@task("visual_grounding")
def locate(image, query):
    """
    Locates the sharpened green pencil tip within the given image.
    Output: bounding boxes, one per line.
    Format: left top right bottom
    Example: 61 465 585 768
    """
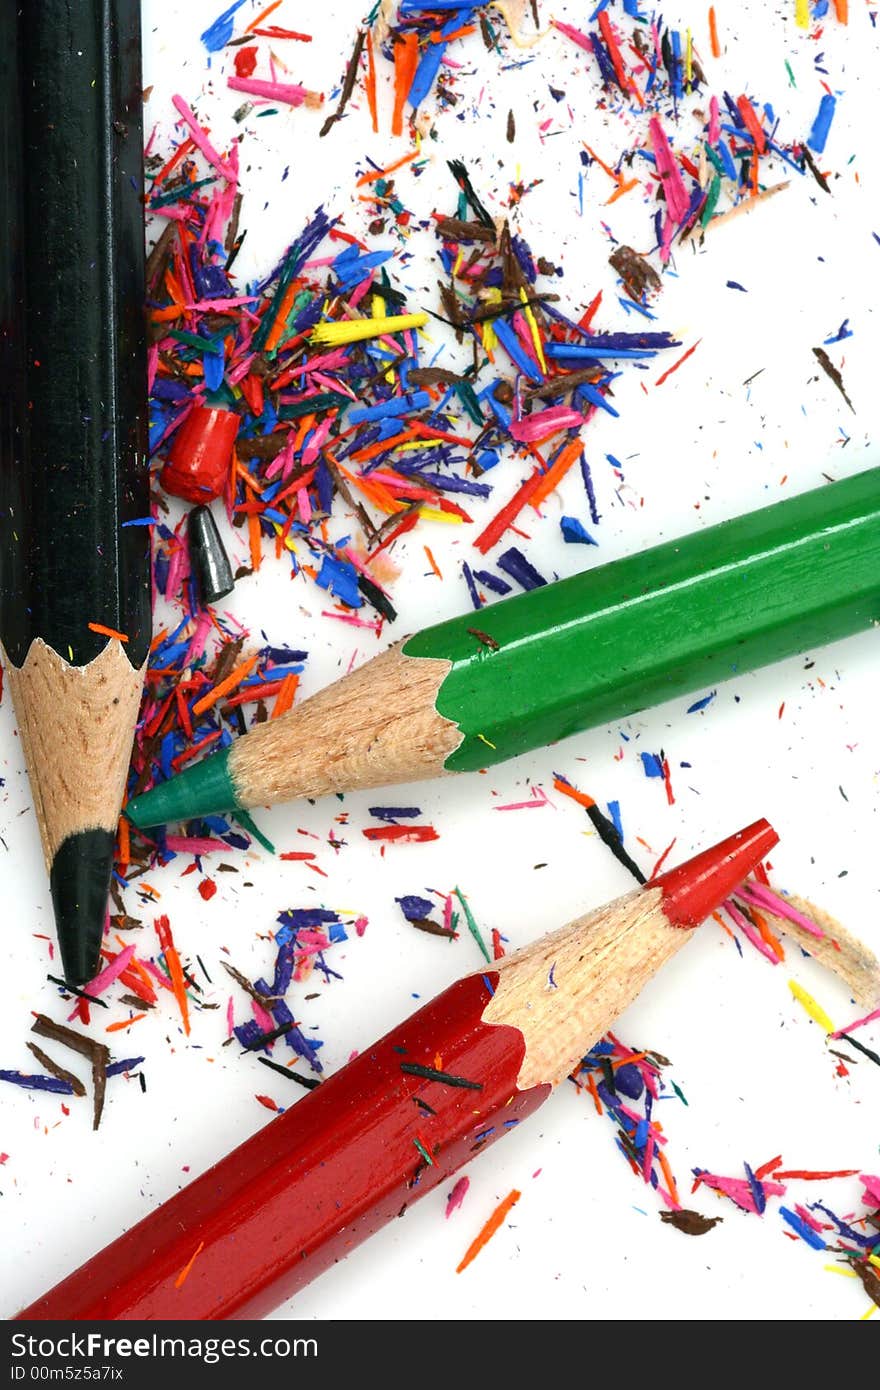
125 746 238 827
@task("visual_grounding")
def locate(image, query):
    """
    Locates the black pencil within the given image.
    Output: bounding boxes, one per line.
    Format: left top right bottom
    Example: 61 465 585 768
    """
0 2 149 983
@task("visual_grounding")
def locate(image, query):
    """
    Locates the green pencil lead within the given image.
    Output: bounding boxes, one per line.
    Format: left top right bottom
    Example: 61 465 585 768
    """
235 809 276 856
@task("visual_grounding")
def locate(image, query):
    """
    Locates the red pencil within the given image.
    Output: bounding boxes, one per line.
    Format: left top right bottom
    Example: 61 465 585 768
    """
19 819 775 1321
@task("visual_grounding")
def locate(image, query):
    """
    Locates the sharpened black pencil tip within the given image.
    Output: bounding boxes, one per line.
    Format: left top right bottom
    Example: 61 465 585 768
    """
50 829 114 985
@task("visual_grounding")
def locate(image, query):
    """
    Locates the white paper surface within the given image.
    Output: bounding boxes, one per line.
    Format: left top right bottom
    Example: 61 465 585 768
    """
1 0 879 1324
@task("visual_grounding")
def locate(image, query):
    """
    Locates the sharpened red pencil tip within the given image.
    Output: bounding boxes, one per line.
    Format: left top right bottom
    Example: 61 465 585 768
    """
651 818 778 928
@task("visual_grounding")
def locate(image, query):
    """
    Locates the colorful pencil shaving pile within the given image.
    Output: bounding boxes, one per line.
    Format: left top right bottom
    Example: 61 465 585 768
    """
573 1043 880 1312
335 0 835 271
2 0 877 1317
143 144 680 645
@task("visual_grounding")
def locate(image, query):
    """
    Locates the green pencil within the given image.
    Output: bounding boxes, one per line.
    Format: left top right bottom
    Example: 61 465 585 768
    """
126 468 880 829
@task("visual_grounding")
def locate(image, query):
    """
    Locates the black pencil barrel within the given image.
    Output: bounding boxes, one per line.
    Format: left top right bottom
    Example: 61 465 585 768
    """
0 0 149 669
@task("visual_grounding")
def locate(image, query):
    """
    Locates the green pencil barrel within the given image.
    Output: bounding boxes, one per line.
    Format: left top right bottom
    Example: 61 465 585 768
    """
404 469 880 773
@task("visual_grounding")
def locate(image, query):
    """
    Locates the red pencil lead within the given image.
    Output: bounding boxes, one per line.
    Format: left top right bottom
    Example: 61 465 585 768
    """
651 818 778 929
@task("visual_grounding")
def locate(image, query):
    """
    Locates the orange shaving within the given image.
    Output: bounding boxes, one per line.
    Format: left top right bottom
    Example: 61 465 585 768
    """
337 460 407 514
291 412 316 453
712 907 736 941
105 1014 146 1033
163 268 186 307
708 6 720 56
150 305 184 324
351 428 412 462
612 1051 650 1069
117 815 130 872
174 1241 205 1290
235 460 265 493
356 148 420 187
192 652 260 716
456 1189 521 1273
833 0 848 18
155 914 191 1037
585 1069 602 1115
87 621 129 643
606 177 638 205
248 507 262 574
657 1148 681 1206
391 31 419 137
271 673 299 719
530 439 583 509
750 906 785 961
245 0 282 33
430 22 474 43
552 776 596 810
263 279 300 355
424 545 442 579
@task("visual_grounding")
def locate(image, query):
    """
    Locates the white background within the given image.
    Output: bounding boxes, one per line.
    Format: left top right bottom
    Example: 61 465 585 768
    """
2 0 879 1323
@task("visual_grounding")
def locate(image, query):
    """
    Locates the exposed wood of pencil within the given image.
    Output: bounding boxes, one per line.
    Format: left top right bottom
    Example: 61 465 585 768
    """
486 887 687 1088
704 180 790 233
230 642 461 804
760 894 880 1010
2 639 145 861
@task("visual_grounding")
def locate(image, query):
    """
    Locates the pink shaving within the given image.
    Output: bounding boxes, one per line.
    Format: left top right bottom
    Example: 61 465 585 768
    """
708 93 721 144
648 116 690 223
859 1174 880 1206
65 945 135 1024
552 18 593 52
227 75 316 106
737 880 826 939
171 95 237 182
724 897 780 964
694 1172 786 1214
510 406 587 443
445 1176 470 1217
251 997 275 1035
164 836 229 854
831 1005 880 1040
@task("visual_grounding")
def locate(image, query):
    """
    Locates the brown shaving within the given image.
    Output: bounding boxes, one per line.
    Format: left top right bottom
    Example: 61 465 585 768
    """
26 1042 86 1098
31 1015 110 1130
812 346 854 412
320 30 366 138
852 1258 880 1309
410 917 457 939
408 367 471 388
660 1209 723 1236
221 960 277 1005
526 366 604 400
434 217 497 243
609 245 662 302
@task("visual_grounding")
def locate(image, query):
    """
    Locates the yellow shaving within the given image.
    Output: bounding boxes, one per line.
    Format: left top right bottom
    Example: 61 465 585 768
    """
788 979 835 1033
311 313 428 347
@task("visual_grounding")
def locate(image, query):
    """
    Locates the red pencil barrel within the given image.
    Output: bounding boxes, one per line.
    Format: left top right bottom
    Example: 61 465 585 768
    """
19 973 547 1321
